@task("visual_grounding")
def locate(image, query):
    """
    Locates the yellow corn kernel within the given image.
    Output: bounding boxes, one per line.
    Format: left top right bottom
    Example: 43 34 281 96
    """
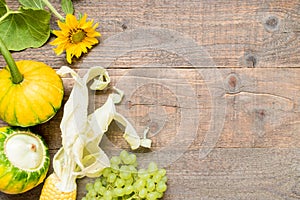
40 173 76 200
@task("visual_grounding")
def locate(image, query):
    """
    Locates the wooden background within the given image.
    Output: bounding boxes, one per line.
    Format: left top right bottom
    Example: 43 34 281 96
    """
1 0 300 199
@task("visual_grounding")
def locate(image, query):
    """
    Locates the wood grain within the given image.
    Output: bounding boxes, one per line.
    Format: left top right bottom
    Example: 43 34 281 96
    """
0 0 300 200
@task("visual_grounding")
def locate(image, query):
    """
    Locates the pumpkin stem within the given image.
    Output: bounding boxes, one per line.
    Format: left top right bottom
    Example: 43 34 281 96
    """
0 37 23 84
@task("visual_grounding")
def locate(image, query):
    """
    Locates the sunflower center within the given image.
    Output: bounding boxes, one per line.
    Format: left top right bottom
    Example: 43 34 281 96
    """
71 29 86 43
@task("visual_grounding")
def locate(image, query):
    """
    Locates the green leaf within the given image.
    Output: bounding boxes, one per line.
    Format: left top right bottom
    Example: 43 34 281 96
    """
18 0 45 9
0 0 7 17
61 0 74 15
0 7 51 51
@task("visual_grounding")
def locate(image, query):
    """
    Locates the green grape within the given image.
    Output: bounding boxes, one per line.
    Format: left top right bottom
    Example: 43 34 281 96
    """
86 193 93 199
87 189 97 198
134 179 146 191
122 156 132 165
98 186 106 195
124 185 134 195
110 163 120 173
102 167 111 177
127 164 137 173
95 177 102 182
148 162 158 174
101 178 107 187
146 179 156 192
156 191 164 198
120 150 129 163
124 176 134 186
120 171 131 180
113 188 124 197
94 180 102 190
86 182 94 192
81 197 87 200
115 178 125 188
152 173 162 183
107 173 117 183
157 168 167 177
120 165 129 172
103 190 113 200
86 195 93 200
161 175 168 183
156 181 167 192
138 188 148 198
119 165 132 179
103 195 112 200
147 191 159 200
110 156 121 165
123 153 136 165
138 168 150 179
154 191 164 199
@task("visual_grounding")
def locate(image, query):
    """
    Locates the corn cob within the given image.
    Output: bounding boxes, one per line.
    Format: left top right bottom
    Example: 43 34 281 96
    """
39 173 76 200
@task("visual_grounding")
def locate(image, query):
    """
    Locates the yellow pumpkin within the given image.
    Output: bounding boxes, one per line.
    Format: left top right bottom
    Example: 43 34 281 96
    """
0 38 64 127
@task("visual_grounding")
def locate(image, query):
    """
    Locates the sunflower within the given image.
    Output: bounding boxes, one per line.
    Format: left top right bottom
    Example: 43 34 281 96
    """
50 14 101 63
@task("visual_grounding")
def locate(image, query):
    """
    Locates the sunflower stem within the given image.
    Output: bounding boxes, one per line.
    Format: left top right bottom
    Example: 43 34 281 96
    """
42 0 65 21
0 37 23 84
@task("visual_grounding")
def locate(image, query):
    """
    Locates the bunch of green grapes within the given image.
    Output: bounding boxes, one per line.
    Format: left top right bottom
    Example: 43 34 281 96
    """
82 150 168 200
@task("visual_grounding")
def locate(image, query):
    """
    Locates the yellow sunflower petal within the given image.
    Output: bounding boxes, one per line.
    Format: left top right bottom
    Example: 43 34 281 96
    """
79 43 88 53
66 14 78 30
67 45 80 58
66 51 73 64
78 14 88 27
86 31 101 38
57 20 69 32
74 46 84 58
53 47 64 55
84 37 99 45
81 21 94 29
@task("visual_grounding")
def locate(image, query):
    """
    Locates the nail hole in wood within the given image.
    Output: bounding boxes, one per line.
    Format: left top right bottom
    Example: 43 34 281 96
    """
264 16 280 32
126 100 132 109
244 53 258 68
122 23 128 30
292 182 300 197
256 109 266 121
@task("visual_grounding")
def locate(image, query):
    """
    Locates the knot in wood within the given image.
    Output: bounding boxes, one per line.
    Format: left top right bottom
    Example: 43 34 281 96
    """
255 109 266 121
149 121 159 133
225 73 241 94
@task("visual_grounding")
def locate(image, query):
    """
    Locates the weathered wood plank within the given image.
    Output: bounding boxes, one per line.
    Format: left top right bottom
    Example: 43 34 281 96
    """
1 0 299 69
0 67 295 150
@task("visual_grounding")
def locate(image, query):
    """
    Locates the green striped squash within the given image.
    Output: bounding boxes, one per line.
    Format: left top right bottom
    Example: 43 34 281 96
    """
0 126 50 194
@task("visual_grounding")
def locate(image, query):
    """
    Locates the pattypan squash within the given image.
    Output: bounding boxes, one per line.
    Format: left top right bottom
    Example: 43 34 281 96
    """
0 37 64 127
